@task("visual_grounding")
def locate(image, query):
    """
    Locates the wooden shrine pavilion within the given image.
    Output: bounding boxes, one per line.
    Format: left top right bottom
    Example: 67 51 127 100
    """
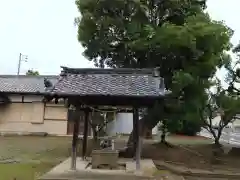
44 66 168 171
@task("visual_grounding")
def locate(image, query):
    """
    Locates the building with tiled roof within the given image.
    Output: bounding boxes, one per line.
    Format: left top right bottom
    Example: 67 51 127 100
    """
0 67 167 137
56 67 165 96
46 67 167 107
0 75 70 135
0 75 57 94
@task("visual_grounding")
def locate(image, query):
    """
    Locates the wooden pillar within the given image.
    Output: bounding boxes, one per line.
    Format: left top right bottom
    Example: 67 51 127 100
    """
133 107 140 170
82 109 89 159
71 112 80 170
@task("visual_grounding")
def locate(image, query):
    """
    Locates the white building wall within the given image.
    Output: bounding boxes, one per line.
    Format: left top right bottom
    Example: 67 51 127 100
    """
106 113 159 135
106 113 133 135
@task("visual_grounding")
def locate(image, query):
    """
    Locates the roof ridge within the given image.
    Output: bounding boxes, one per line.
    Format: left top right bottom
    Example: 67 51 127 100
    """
0 75 58 78
60 66 157 75
0 75 59 94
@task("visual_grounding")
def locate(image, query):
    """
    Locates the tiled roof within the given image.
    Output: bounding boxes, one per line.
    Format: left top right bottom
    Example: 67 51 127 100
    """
50 67 166 97
0 75 58 94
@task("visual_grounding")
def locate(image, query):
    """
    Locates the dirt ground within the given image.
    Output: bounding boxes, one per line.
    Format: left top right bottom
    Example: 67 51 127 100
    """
141 135 240 171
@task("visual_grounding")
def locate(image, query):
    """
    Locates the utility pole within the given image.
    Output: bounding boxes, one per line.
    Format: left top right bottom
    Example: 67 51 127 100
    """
17 53 28 75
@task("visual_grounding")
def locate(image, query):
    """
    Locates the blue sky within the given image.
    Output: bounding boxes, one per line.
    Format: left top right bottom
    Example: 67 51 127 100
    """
0 0 239 75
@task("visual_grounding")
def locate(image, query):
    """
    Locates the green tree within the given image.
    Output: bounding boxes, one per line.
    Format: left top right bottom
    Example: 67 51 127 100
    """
197 43 240 146
200 81 240 146
26 69 39 76
75 0 232 145
225 43 240 95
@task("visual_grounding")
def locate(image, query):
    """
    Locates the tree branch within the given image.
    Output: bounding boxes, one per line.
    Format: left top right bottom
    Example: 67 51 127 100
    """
200 106 218 140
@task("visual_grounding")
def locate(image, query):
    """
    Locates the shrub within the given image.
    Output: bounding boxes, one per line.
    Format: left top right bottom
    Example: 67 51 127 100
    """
167 119 201 136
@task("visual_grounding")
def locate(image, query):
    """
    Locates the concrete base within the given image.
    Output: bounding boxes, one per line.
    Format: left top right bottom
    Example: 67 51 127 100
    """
39 157 157 180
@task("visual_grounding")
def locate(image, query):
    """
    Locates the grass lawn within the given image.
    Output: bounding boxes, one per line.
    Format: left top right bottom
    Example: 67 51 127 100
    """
0 134 235 180
0 136 72 180
0 163 56 180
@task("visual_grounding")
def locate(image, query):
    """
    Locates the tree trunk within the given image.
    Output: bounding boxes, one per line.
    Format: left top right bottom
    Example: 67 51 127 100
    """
210 127 222 147
161 120 167 143
212 135 224 163
161 133 166 143
209 128 220 146
127 117 159 155
92 128 100 149
93 129 98 141
143 128 153 139
214 137 221 146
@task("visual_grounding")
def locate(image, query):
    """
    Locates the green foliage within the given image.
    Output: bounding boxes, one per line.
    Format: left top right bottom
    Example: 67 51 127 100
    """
200 80 240 145
168 119 202 136
26 69 39 76
75 0 233 135
214 91 240 126
225 43 240 95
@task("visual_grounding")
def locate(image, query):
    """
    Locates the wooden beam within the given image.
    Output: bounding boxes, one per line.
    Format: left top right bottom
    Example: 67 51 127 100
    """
133 108 138 154
71 112 80 170
82 109 89 159
67 96 163 107
133 107 140 170
78 108 133 113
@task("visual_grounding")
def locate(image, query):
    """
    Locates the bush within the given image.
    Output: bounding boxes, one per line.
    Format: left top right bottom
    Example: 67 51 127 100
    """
178 119 201 136
167 119 201 136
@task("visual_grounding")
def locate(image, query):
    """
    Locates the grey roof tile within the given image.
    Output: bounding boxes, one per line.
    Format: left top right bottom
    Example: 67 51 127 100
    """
0 75 58 94
51 67 166 97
